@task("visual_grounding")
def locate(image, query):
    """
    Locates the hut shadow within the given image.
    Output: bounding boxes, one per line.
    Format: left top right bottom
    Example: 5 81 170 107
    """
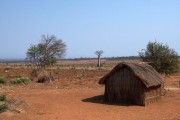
82 95 137 107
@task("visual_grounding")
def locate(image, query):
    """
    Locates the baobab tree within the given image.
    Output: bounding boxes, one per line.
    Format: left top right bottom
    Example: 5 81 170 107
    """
95 50 104 67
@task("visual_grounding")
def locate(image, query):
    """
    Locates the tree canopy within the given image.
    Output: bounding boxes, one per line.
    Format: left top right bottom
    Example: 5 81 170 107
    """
26 35 66 69
139 41 179 74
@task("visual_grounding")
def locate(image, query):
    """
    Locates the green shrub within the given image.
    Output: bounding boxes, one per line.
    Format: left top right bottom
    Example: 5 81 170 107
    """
11 77 31 84
0 95 6 101
139 41 179 74
0 77 6 84
0 104 8 112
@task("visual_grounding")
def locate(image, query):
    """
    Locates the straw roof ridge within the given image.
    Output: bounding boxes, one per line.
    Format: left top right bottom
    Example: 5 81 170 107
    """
99 62 164 88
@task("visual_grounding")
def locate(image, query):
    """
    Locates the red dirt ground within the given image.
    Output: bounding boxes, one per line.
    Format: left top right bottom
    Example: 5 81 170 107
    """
0 67 180 120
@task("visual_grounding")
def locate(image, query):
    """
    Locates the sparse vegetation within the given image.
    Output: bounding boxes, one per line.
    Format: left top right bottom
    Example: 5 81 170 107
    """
0 77 6 84
11 77 31 84
0 104 8 112
139 41 179 74
0 95 8 113
0 95 6 101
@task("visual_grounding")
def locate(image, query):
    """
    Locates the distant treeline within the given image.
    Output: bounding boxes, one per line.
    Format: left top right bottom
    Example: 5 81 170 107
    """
62 56 140 61
0 56 140 63
0 59 28 63
2 56 178 63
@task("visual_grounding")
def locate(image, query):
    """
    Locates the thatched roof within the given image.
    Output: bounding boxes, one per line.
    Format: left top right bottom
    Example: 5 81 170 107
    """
99 62 164 88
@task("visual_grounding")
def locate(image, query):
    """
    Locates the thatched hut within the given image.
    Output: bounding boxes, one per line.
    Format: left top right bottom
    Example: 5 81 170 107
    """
99 62 164 106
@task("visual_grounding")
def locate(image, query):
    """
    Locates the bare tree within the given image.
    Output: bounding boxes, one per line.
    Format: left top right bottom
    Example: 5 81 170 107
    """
40 35 66 68
26 35 66 69
95 50 104 67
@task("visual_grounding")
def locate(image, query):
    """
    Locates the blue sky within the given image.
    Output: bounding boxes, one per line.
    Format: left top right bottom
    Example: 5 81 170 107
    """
0 0 180 59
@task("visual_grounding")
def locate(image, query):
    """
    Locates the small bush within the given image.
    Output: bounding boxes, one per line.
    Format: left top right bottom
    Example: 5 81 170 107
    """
0 104 8 112
11 77 31 84
0 95 6 101
0 77 6 84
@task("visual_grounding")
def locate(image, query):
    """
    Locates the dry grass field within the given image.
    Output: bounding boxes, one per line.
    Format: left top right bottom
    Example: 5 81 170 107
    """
0 59 180 120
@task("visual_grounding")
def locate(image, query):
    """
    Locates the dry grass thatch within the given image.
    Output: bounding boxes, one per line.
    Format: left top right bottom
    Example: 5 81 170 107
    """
99 62 164 88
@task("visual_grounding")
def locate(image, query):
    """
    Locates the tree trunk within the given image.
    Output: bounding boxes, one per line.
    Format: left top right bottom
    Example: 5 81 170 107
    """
97 56 100 67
